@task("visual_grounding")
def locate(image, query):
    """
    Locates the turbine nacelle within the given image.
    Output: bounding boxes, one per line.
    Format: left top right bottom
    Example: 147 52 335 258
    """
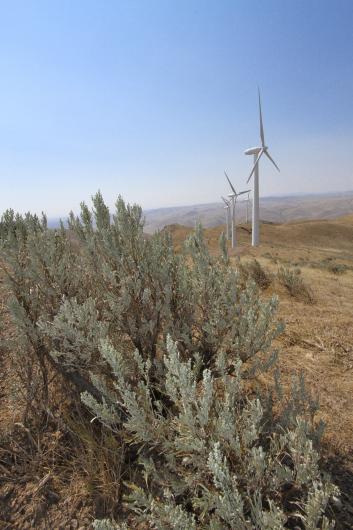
244 146 263 156
246 146 280 183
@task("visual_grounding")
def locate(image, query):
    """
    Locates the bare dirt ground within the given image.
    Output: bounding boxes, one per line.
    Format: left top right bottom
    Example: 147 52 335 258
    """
1 216 353 528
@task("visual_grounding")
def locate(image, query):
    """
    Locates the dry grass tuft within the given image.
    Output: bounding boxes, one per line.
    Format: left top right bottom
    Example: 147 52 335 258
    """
67 411 125 520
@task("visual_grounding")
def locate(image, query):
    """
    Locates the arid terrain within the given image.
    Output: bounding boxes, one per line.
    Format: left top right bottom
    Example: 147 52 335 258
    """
1 214 353 528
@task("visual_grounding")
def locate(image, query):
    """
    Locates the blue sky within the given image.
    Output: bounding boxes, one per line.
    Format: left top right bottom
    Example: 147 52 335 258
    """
0 0 352 216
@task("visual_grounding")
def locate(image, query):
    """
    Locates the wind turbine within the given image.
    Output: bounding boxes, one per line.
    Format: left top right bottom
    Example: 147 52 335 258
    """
245 89 280 246
224 171 251 248
245 191 251 224
221 196 231 240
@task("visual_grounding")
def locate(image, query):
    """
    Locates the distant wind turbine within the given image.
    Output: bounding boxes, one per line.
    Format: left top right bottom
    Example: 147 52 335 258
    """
224 171 251 248
246 191 251 224
221 196 231 240
245 88 280 246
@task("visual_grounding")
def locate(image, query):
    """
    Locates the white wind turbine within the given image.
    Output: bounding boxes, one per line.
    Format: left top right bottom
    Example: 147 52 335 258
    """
224 171 251 248
245 191 251 224
221 196 231 240
245 89 280 246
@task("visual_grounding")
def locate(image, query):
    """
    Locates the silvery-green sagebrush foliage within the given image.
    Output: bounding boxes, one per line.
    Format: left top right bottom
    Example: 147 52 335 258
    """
85 337 337 529
0 209 84 416
0 194 337 527
184 224 282 373
65 192 282 375
277 266 314 304
92 520 126 530
67 193 192 358
0 192 281 389
38 297 108 371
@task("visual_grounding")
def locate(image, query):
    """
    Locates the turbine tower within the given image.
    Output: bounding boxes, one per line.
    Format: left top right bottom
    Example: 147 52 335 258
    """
246 191 251 224
245 89 280 246
224 171 250 248
221 196 231 240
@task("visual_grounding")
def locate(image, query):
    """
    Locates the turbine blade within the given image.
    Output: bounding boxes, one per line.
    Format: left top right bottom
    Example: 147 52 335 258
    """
258 87 265 148
246 149 264 183
224 170 237 195
264 150 280 172
221 196 229 205
238 189 252 196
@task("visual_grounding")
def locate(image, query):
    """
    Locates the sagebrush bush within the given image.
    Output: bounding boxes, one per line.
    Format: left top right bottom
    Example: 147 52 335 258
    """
308 258 350 275
277 266 314 304
0 193 336 528
237 258 272 290
0 209 84 419
326 262 348 275
84 337 337 529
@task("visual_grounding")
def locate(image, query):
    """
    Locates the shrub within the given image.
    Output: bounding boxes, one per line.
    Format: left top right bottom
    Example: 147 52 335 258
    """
0 193 336 528
326 262 348 275
0 209 84 422
1 194 281 419
308 258 350 275
238 259 272 289
86 337 337 529
277 266 314 304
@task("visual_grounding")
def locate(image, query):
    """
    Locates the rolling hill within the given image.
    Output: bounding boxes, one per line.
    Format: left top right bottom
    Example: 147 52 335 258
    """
143 190 353 233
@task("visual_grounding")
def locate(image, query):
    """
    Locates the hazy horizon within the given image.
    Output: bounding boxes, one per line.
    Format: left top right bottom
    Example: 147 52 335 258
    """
1 1 353 217
36 189 353 227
